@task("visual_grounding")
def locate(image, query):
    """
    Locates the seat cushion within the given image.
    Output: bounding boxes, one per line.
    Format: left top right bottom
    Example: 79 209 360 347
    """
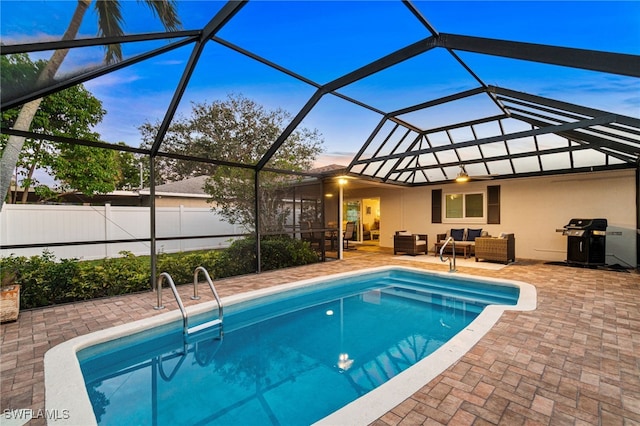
450 228 465 241
466 228 483 241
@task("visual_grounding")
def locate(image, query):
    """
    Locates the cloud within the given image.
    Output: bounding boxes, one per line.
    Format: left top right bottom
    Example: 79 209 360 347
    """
84 72 143 90
314 152 353 168
152 59 184 66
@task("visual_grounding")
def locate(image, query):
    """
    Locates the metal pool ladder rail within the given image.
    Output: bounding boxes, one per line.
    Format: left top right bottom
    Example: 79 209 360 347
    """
439 236 457 273
154 267 224 339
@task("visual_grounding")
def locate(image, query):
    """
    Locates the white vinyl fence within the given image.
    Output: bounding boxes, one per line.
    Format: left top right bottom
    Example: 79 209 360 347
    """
0 204 242 260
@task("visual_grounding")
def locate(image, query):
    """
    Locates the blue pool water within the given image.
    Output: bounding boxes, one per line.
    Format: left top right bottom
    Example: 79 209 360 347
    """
79 269 518 425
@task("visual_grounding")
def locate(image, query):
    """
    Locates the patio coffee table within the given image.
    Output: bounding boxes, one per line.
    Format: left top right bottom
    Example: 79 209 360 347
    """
434 241 470 258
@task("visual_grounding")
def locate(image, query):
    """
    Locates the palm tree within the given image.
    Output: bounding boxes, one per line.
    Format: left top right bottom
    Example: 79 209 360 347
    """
0 0 181 209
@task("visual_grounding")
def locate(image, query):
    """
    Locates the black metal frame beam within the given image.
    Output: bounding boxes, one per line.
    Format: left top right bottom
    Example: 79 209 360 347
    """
352 114 620 165
421 114 508 136
256 36 439 171
1 36 197 111
324 37 438 93
0 30 200 55
373 128 415 179
389 86 486 117
399 163 635 186
402 0 439 38
0 128 149 154
402 0 507 117
211 35 392 120
2 0 638 191
508 107 640 150
438 33 640 78
399 143 618 174
0 127 324 178
511 114 638 162
490 86 640 128
150 1 247 156
497 98 640 149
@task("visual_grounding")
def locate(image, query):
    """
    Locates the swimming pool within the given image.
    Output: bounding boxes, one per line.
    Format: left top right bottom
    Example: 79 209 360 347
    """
45 266 536 425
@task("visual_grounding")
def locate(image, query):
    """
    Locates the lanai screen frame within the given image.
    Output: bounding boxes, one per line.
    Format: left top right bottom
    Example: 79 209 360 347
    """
2 0 639 276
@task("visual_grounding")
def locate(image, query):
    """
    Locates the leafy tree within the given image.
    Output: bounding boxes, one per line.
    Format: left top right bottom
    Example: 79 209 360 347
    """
0 0 181 209
1 54 124 202
140 94 324 232
113 143 148 190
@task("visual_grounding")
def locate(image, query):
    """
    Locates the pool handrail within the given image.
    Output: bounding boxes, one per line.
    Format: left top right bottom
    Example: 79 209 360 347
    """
193 266 224 326
439 236 457 273
154 269 224 339
155 272 188 334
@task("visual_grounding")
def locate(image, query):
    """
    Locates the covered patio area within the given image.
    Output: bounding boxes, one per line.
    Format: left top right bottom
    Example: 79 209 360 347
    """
2 248 638 425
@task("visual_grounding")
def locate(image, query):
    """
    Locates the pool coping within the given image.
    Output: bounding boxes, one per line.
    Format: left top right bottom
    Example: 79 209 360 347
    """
44 265 537 425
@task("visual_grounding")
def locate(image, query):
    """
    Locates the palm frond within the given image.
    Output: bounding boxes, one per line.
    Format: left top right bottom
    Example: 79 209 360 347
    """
141 0 182 32
95 0 125 64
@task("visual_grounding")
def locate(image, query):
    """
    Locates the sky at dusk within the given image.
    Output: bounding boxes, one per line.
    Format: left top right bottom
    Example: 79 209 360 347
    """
2 0 639 168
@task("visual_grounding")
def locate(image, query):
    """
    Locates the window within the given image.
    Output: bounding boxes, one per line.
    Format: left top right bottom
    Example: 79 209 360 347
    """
465 193 484 217
444 192 485 221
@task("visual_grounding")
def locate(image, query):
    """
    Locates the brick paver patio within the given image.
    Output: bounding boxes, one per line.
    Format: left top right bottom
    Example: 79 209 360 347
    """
1 247 639 425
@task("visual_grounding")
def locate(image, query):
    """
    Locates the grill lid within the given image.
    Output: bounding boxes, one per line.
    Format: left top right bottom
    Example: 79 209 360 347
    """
564 218 607 231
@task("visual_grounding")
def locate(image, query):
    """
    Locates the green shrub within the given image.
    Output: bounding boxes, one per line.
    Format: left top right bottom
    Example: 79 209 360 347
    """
0 237 319 309
215 236 319 277
1 251 78 308
71 252 150 300
157 250 221 285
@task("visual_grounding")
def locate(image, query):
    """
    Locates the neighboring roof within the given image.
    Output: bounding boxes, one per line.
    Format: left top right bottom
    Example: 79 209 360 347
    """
1 1 638 187
309 164 347 176
140 175 210 198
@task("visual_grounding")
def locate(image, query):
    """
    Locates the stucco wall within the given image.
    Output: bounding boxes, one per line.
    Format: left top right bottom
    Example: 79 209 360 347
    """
348 169 636 267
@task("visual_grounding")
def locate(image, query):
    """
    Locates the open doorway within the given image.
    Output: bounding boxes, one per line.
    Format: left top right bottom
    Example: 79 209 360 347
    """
361 197 380 245
343 197 380 245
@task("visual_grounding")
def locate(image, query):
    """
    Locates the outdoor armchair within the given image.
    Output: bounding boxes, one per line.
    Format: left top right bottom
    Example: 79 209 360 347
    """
474 234 516 264
393 231 428 256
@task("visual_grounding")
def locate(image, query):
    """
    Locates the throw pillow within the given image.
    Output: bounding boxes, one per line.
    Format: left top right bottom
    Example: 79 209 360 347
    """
466 228 483 241
450 228 465 241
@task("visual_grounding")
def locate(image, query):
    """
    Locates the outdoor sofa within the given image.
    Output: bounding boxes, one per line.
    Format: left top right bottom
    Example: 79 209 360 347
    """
435 228 488 258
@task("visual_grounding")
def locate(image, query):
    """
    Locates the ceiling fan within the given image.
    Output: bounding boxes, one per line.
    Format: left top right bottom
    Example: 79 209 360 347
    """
454 165 494 183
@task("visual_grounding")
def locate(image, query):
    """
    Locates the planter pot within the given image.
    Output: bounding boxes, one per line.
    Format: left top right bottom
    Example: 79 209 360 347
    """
1 285 20 323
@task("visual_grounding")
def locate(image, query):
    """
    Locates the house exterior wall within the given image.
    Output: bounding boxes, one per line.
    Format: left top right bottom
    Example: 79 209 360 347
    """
348 169 636 267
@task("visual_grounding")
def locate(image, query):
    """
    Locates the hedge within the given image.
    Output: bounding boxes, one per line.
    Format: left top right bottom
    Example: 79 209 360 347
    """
0 236 319 310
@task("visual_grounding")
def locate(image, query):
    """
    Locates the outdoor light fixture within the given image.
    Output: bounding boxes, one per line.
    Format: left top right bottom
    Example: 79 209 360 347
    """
455 170 470 183
454 165 494 182
338 178 348 186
